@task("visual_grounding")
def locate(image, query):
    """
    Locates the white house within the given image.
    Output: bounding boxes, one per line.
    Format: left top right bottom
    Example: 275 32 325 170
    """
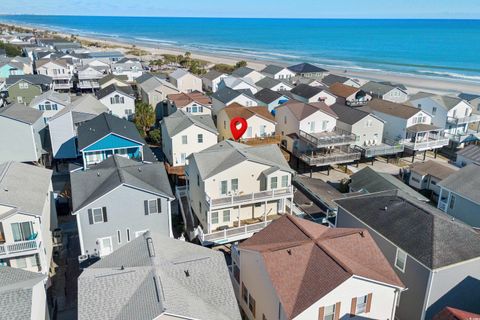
232 66 266 84
408 160 457 203
77 65 109 91
255 77 294 92
290 84 337 106
0 162 56 277
261 64 296 80
234 215 405 320
211 87 259 116
202 69 228 92
35 58 75 91
169 69 203 93
360 81 408 103
219 76 259 94
161 109 218 167
322 74 362 88
166 91 212 116
111 58 143 82
179 141 295 245
328 83 371 107
29 90 70 124
96 84 136 120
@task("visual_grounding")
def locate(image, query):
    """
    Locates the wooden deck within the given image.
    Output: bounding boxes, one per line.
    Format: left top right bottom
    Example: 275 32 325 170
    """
165 163 185 176
241 135 281 146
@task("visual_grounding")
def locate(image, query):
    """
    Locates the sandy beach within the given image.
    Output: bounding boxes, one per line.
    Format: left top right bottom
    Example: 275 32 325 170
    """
5 22 480 95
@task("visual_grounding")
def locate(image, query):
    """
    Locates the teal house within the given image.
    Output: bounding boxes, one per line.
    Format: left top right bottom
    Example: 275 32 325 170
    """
0 61 24 79
77 113 154 170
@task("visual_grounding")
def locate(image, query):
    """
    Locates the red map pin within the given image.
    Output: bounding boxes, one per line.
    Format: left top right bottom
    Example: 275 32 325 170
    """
230 117 248 140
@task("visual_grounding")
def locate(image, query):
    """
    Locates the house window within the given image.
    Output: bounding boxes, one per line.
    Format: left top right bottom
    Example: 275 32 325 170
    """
92 208 105 224
366 119 372 127
44 102 52 110
126 229 131 242
270 177 278 189
211 211 219 224
117 230 121 244
220 180 228 195
242 283 248 304
223 210 230 222
281 175 289 188
28 254 39 267
16 257 27 269
324 304 336 320
231 178 239 192
11 222 34 242
182 135 188 144
248 294 256 317
432 107 437 115
146 199 160 214
224 121 227 129
197 174 200 186
395 248 407 272
192 106 198 113
125 109 132 115
19 82 29 89
39 104 45 111
284 116 287 124
198 134 203 143
17 96 23 103
322 120 328 130
110 94 125 104
356 295 368 314
449 195 456 209
180 153 186 164
199 106 203 113
199 201 202 213
186 107 191 113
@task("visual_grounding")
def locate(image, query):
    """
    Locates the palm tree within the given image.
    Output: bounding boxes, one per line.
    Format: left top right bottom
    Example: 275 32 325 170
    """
134 102 156 137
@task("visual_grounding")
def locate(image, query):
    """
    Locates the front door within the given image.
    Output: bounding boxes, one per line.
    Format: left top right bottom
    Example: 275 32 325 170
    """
98 237 113 257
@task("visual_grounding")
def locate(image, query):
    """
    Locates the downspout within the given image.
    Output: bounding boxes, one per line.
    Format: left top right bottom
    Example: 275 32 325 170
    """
421 270 435 320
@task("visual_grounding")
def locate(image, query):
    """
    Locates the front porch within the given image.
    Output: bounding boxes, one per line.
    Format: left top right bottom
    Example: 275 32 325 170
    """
355 141 405 158
299 128 357 148
293 146 361 166
403 124 450 151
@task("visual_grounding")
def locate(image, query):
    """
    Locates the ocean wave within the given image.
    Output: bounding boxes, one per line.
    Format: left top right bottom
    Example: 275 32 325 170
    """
416 70 480 82
134 37 178 44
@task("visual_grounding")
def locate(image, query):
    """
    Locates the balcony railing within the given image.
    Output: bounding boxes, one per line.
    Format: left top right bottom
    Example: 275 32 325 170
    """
241 135 281 146
403 138 450 151
346 100 368 107
356 143 405 158
0 240 39 256
444 130 480 143
447 114 480 125
299 128 357 147
206 186 293 209
198 220 272 244
294 148 361 166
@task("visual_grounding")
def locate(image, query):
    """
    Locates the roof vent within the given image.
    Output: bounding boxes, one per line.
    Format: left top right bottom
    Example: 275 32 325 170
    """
97 172 100 177
360 231 364 237
138 167 142 172
287 249 292 255
120 265 124 270
451 217 455 221
384 206 388 211
3 188 8 192
184 270 190 277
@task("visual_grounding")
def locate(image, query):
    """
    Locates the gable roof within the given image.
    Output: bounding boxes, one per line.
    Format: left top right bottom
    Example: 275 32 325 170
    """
98 74 129 86
415 94 465 111
29 90 70 107
261 64 286 75
361 81 406 96
365 99 422 119
50 95 108 122
240 215 404 318
203 69 225 81
288 62 328 74
350 166 429 202
71 156 174 212
330 102 374 125
162 109 217 137
96 83 135 100
458 93 480 102
290 83 325 99
322 74 353 87
232 66 256 77
433 307 480 320
278 100 337 120
438 163 480 204
456 144 480 163
328 82 360 99
409 160 457 180
255 76 290 90
0 162 52 215
0 103 43 125
6 74 52 87
223 104 275 123
190 140 293 180
78 231 241 320
335 190 480 269
254 88 287 104
77 113 145 151
170 68 195 80
167 91 211 107
211 87 244 104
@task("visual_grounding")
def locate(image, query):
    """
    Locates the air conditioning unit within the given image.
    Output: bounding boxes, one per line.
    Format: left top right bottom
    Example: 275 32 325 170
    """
78 255 88 263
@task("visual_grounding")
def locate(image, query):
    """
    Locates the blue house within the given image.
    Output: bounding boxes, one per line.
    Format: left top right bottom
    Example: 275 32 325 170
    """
77 113 154 170
0 62 24 79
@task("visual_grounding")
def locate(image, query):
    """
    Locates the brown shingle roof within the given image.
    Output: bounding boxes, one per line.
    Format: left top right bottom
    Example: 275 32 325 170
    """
167 91 211 107
278 100 337 121
328 82 359 99
367 98 421 119
240 215 404 319
223 104 275 122
410 160 457 180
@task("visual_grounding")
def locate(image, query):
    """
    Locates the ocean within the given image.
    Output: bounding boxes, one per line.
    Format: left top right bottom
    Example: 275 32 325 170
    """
2 15 480 82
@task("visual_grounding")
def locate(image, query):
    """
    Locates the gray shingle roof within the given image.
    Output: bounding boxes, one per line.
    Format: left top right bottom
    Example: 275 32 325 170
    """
0 162 52 215
288 62 328 74
211 87 242 104
0 267 46 320
0 103 43 125
335 190 480 269
203 69 224 81
98 74 129 86
78 231 241 320
161 110 217 137
232 66 255 78
350 167 429 202
254 88 286 104
458 93 480 102
50 95 108 122
29 90 71 108
456 145 480 164
255 76 283 89
438 163 480 204
322 74 352 87
261 64 285 76
6 74 52 87
96 84 135 100
361 81 405 96
71 156 173 212
290 83 324 99
330 102 372 125
77 113 145 151
189 140 293 180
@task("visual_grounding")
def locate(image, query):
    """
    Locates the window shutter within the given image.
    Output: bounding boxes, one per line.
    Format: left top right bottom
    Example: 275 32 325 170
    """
350 297 357 317
157 198 162 213
102 207 108 222
334 302 341 320
144 200 149 215
318 307 325 320
88 209 93 225
366 293 373 313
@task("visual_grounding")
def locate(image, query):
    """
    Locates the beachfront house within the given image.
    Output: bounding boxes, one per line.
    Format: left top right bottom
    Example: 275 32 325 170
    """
217 104 277 143
202 69 228 92
219 76 259 94
261 64 295 80
362 99 449 159
0 162 56 276
335 190 480 319
166 91 212 116
161 109 218 168
287 62 328 79
77 231 241 320
254 88 290 113
328 82 371 106
6 75 53 105
137 74 180 118
322 74 361 88
437 163 480 229
111 57 143 82
455 144 480 167
234 215 405 320
35 58 75 91
360 81 408 103
290 83 337 106
211 87 259 115
48 95 108 160
71 156 174 261
178 141 295 245
275 100 361 173
232 66 266 83
0 104 48 164
169 69 203 93
29 90 71 124
408 92 480 146
76 113 153 170
407 160 457 202
81 51 124 65
96 84 136 120
255 76 293 92
77 65 109 91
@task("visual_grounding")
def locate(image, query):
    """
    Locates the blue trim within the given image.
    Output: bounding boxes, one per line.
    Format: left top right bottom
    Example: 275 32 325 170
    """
83 133 142 152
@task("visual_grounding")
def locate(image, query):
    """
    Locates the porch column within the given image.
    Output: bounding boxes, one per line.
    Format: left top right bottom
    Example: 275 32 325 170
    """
207 209 211 234
423 151 427 161
237 206 241 227
434 149 438 158
290 197 293 214
412 151 416 163
264 201 267 221
82 152 87 170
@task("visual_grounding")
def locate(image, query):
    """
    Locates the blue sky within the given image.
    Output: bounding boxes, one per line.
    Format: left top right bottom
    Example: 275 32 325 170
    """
1 0 479 18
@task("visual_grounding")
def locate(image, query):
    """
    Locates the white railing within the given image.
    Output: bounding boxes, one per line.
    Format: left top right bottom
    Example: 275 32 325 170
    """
199 220 271 243
205 186 293 209
294 148 361 166
299 128 357 147
447 114 480 125
444 131 480 143
403 138 450 151
0 240 39 256
359 143 405 158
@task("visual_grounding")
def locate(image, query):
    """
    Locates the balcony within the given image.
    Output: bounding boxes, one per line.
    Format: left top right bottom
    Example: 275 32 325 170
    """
50 73 73 80
447 114 480 125
299 128 357 148
198 218 276 245
403 138 450 151
294 147 361 166
444 130 480 143
240 135 281 146
356 142 405 158
53 81 73 90
206 186 293 210
77 80 100 90
0 239 39 256
346 100 368 107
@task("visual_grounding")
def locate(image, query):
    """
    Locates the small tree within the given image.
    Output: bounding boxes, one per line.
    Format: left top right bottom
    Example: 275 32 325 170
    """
134 102 156 138
235 60 247 69
148 128 161 145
